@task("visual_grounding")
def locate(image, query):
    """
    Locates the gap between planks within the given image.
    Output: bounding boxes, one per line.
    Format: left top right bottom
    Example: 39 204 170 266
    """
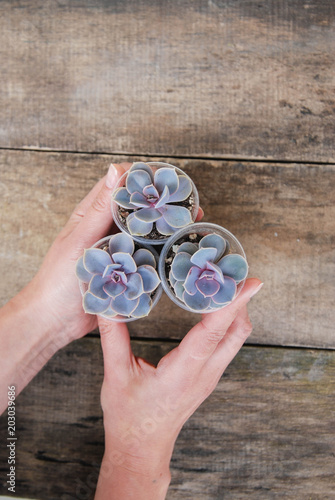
0 146 334 166
86 332 335 352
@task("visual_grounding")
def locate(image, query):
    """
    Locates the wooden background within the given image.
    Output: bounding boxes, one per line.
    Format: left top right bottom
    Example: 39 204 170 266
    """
0 0 334 498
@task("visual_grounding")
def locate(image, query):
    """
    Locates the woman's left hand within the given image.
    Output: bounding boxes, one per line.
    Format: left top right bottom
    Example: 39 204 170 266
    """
28 163 130 346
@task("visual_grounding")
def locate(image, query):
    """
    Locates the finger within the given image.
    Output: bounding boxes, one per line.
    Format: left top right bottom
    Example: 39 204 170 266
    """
58 178 106 241
176 279 263 366
202 305 252 385
195 207 204 222
67 163 132 230
71 163 127 248
60 163 131 241
67 177 106 228
98 316 133 382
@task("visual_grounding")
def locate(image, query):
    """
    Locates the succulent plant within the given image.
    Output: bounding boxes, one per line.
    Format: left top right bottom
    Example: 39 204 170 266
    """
168 233 248 312
76 233 161 319
112 162 194 237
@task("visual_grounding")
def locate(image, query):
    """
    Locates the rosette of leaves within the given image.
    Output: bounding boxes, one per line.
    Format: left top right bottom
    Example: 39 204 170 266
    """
112 162 194 236
76 233 160 319
169 234 248 311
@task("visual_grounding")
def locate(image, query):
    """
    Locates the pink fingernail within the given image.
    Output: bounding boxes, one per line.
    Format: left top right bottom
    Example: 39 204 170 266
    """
106 164 118 188
250 282 264 298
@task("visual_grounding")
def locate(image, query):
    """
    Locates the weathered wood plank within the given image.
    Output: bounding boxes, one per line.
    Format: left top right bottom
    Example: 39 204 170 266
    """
1 150 334 349
0 338 334 499
0 0 334 161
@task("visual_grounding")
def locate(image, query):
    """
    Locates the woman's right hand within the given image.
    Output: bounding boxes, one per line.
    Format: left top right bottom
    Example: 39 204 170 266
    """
95 278 263 500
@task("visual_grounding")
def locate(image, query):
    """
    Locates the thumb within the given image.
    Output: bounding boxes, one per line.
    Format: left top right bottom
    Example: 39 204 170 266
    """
73 163 126 247
98 316 133 382
177 278 263 363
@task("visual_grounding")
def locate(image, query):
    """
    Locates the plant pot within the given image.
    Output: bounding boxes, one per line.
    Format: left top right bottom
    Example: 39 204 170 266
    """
158 223 248 314
111 161 199 245
77 234 162 322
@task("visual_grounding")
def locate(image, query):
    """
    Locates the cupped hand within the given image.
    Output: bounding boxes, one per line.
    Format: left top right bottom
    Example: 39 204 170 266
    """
28 163 131 345
95 278 263 498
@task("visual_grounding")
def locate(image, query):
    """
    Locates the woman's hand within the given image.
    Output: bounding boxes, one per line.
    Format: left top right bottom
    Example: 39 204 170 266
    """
27 163 131 346
95 278 263 500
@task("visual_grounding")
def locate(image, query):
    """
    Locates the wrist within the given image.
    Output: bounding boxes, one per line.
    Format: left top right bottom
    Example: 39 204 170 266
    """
0 283 68 412
13 280 68 346
95 447 171 500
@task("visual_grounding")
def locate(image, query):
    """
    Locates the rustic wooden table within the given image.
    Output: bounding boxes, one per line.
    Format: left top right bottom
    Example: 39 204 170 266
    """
0 1 334 499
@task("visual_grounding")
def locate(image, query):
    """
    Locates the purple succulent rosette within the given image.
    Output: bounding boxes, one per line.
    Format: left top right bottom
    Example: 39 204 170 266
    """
75 233 160 319
169 234 248 312
112 162 194 237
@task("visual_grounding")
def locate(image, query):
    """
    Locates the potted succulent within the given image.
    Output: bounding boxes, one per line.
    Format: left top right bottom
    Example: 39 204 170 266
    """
158 223 248 313
75 232 162 322
76 161 249 321
111 162 199 245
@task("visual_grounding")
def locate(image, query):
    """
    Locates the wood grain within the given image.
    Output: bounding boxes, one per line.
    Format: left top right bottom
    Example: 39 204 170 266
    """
0 338 334 499
0 150 334 349
0 0 334 161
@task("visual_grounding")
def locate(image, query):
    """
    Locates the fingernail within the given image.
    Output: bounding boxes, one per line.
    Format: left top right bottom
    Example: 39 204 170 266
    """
250 282 264 298
198 207 204 218
106 164 118 188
